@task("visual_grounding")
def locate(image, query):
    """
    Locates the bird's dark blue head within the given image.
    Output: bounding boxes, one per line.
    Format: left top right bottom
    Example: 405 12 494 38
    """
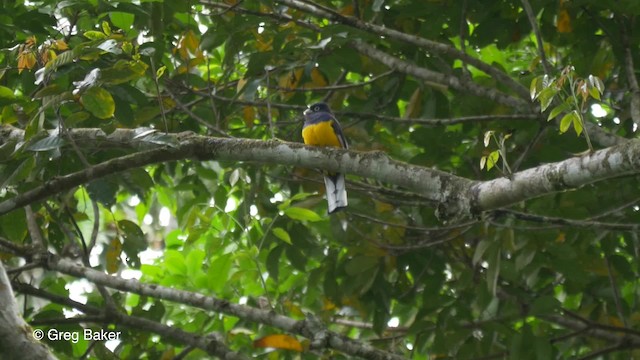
303 102 332 116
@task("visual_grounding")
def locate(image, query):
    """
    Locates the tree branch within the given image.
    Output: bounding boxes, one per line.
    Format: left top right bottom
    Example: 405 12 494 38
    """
13 281 247 359
44 255 405 360
350 40 530 109
0 262 56 360
520 0 552 75
2 129 640 221
276 0 531 100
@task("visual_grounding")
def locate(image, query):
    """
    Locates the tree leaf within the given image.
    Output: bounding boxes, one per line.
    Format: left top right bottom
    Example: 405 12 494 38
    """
253 334 303 352
0 85 17 106
283 207 323 222
559 110 577 134
537 86 558 112
26 134 66 151
547 102 570 121
80 87 115 119
84 30 107 40
106 237 123 274
345 256 379 276
110 12 135 30
272 227 292 245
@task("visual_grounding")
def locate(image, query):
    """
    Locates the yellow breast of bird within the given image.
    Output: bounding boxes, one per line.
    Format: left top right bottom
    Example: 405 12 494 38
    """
302 120 342 148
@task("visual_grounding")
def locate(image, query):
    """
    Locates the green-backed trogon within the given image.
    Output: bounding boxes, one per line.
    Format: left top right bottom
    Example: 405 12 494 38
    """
302 102 348 214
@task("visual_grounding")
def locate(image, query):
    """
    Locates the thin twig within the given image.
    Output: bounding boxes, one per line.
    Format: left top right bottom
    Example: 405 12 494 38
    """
605 253 629 327
520 0 552 74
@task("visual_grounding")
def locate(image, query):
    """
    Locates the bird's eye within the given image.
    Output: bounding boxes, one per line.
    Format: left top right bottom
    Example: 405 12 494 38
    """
313 105 320 111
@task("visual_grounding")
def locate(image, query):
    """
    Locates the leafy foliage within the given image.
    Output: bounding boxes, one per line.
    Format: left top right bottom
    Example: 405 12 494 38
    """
0 0 639 359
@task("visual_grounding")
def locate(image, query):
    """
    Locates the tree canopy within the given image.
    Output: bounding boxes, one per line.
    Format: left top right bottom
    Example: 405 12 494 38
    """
1 0 640 359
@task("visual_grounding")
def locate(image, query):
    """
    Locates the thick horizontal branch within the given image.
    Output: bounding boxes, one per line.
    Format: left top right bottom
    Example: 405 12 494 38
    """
474 139 640 212
46 255 404 360
2 128 640 221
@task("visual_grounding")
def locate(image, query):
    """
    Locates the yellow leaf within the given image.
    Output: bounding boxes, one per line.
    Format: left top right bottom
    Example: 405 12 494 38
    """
278 68 303 100
340 4 355 16
159 347 175 360
253 334 303 352
322 298 337 311
52 39 68 51
404 87 422 118
237 78 248 93
161 96 176 111
255 34 273 52
176 30 201 61
17 52 36 73
373 199 394 213
106 237 122 274
283 300 304 317
556 8 572 33
309 67 328 87
242 106 255 128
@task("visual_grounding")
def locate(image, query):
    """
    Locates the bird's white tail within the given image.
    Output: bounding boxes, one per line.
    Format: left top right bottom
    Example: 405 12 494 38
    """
324 173 348 214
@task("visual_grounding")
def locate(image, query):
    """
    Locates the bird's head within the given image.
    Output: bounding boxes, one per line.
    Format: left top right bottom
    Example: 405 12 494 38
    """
303 102 332 116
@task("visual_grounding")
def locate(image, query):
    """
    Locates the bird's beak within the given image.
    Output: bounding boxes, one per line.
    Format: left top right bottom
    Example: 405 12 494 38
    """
303 108 311 116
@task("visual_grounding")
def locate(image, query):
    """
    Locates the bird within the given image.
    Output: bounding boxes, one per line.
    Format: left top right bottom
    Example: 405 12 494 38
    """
302 102 348 214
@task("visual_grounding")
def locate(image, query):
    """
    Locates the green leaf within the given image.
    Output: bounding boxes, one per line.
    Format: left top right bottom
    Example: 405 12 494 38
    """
529 75 541 100
80 87 115 119
86 177 119 207
118 220 147 268
283 207 323 222
0 209 27 243
572 112 583 136
559 110 578 134
345 256 379 276
101 60 148 85
164 249 187 276
485 150 500 171
473 239 492 266
33 84 66 99
285 245 307 271
208 254 233 294
0 157 35 188
272 227 292 245
547 102 570 121
486 244 501 296
530 295 560 315
537 86 558 112
84 30 107 40
110 11 135 30
102 21 111 36
186 249 206 279
609 254 635 280
0 85 16 106
266 246 284 282
515 247 536 271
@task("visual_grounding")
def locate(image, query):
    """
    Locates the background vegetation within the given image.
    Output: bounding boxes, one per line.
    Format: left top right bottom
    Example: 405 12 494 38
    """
0 0 639 359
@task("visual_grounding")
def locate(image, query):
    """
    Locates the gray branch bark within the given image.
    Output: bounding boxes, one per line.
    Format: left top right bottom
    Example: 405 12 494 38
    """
0 262 57 360
2 126 640 222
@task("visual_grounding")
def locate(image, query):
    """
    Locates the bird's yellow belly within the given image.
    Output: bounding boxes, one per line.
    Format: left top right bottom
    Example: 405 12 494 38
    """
302 121 342 148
